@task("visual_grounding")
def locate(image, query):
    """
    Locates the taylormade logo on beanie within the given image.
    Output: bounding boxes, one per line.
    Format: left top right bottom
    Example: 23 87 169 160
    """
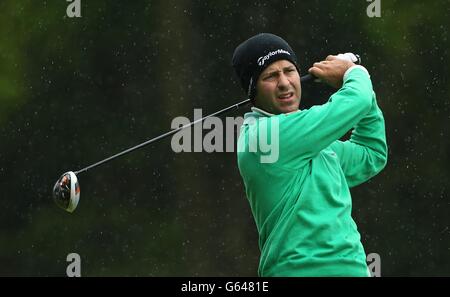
257 49 291 66
232 33 299 100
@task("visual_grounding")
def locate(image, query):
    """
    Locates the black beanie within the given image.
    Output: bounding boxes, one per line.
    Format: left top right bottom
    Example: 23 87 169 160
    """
232 33 299 101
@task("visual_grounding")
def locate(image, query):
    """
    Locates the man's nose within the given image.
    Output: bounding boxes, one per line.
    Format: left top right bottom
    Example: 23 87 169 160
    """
277 73 290 89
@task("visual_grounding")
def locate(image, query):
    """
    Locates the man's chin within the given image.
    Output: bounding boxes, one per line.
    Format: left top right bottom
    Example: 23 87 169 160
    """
258 102 299 114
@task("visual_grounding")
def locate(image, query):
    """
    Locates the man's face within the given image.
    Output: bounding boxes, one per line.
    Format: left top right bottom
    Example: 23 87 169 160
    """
254 60 301 114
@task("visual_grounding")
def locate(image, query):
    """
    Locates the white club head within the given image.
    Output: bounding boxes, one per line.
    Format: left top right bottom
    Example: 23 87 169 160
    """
53 171 80 213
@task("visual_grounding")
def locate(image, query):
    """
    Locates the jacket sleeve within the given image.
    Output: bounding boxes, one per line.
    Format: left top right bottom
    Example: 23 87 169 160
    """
330 92 387 187
273 66 375 169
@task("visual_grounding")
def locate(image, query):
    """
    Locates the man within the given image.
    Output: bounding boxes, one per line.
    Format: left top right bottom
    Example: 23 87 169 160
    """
232 33 387 276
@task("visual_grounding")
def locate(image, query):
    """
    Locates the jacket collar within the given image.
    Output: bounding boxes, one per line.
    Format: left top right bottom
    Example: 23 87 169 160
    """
251 107 275 117
243 106 301 124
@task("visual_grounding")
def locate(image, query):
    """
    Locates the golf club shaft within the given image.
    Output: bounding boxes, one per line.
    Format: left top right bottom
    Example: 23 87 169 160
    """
74 73 316 175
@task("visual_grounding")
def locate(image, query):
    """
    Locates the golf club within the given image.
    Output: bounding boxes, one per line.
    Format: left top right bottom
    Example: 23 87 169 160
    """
53 53 361 212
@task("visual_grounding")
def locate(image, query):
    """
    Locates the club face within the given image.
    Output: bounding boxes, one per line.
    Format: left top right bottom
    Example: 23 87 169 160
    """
53 171 80 213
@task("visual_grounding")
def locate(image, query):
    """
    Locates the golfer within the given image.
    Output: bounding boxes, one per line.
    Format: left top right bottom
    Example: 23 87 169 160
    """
232 33 387 276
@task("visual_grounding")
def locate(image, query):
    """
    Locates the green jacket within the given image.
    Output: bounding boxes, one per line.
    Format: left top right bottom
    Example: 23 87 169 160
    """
237 66 387 276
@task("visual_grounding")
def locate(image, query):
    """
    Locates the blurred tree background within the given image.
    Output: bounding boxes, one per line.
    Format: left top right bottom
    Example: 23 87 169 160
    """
0 0 448 276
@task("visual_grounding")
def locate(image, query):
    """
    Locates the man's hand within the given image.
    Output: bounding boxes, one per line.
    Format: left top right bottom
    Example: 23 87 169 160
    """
308 55 355 88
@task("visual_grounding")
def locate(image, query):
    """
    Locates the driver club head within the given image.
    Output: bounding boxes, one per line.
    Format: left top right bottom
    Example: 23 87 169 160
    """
53 171 80 213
